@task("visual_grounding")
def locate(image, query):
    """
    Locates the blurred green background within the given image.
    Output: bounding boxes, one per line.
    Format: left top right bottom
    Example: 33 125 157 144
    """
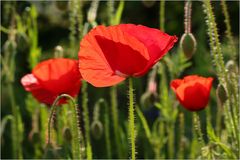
1 1 239 159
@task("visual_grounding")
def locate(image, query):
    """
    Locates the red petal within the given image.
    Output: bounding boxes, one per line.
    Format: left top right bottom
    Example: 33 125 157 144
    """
176 82 210 111
21 74 42 91
118 24 178 76
170 79 183 92
171 75 213 111
32 58 81 96
79 25 149 87
21 74 58 104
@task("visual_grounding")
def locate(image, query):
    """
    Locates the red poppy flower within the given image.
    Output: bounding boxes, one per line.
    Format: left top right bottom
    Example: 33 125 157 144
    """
21 58 82 105
79 24 178 87
170 75 213 111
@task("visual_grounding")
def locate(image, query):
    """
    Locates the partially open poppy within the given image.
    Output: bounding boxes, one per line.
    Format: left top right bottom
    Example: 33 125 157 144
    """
79 24 178 87
21 58 82 105
170 75 213 111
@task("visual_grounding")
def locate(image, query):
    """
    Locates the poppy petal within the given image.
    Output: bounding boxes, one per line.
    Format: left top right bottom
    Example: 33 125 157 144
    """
79 25 149 87
118 24 178 76
21 74 58 104
176 82 209 111
21 74 42 91
170 79 183 91
32 58 81 94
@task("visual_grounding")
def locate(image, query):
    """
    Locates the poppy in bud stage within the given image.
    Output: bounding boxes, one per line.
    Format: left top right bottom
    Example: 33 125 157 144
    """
21 58 82 105
79 24 178 87
170 75 213 111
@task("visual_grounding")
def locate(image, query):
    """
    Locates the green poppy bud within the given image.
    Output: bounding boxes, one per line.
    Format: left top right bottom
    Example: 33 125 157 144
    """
54 45 64 58
226 60 237 73
91 120 103 140
63 127 72 142
180 33 197 59
216 84 227 105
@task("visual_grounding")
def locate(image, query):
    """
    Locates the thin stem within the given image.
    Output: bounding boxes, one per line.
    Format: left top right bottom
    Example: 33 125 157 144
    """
193 112 205 147
8 83 21 158
110 86 122 158
160 0 165 31
167 123 174 158
47 94 83 159
184 0 192 34
220 0 236 59
81 81 92 160
178 112 185 159
128 77 136 160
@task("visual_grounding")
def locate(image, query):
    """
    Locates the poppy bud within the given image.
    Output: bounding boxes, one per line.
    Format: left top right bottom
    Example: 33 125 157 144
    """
54 45 64 58
180 33 197 59
63 127 72 142
90 120 103 140
216 84 227 105
87 0 99 24
226 60 237 73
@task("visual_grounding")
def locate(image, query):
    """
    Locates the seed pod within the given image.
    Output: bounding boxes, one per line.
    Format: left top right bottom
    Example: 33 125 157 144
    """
180 33 197 59
90 120 103 140
63 127 72 142
216 84 227 105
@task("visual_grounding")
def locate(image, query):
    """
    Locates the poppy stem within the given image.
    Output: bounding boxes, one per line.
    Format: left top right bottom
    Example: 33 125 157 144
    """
160 0 165 31
110 86 123 158
47 94 84 159
193 112 205 147
128 77 136 160
81 81 93 160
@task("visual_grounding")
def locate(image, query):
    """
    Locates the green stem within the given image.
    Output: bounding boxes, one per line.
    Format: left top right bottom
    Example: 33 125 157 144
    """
167 123 174 158
128 78 136 160
220 0 236 60
193 112 205 147
160 0 165 31
178 112 185 159
110 86 122 158
102 100 112 159
82 81 92 160
47 94 83 159
8 83 21 158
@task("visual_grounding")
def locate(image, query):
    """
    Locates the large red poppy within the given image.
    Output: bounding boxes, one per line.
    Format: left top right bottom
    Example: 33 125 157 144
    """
79 24 178 87
21 58 82 105
170 75 213 111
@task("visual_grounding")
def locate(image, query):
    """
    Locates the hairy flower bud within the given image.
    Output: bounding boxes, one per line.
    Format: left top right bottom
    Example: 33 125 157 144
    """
91 120 103 140
216 84 227 105
180 33 197 59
